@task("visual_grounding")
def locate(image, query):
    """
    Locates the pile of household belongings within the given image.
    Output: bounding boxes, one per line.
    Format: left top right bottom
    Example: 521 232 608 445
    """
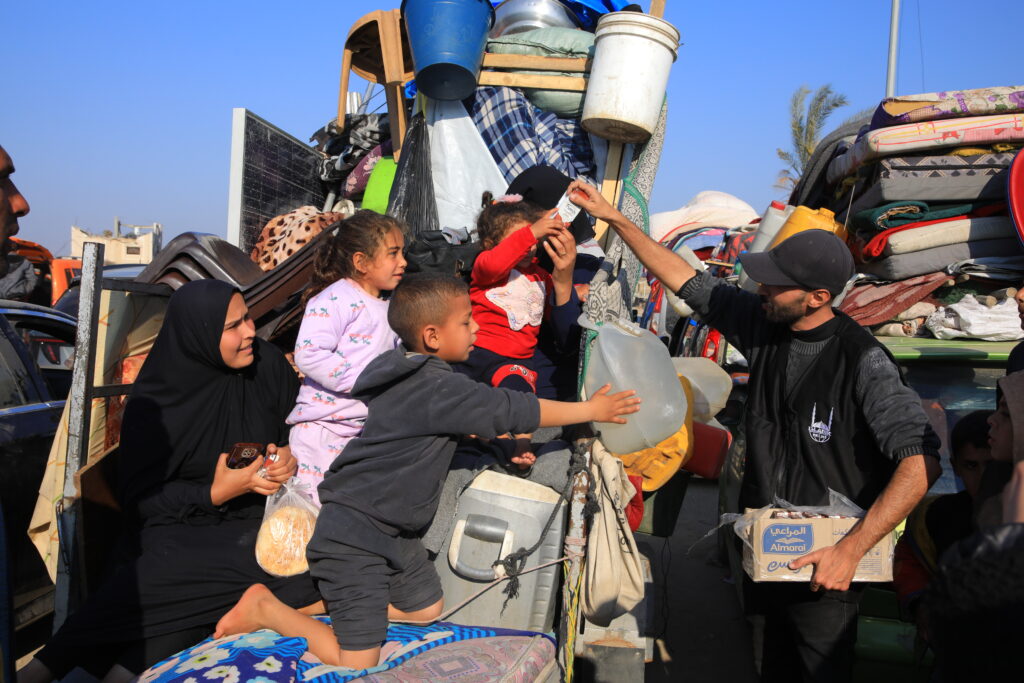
783 84 1024 342
640 191 760 341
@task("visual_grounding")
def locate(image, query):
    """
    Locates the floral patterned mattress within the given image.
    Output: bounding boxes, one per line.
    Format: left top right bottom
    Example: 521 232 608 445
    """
827 113 1024 185
138 620 557 683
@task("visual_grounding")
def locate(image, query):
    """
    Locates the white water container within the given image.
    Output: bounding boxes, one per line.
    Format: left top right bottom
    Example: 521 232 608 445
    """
671 357 732 423
581 12 680 143
739 201 794 292
583 318 686 454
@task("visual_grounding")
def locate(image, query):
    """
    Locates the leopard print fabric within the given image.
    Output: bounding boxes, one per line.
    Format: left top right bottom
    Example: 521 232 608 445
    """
250 206 347 271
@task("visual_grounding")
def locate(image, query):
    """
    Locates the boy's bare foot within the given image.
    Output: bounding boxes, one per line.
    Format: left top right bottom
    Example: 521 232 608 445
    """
215 584 273 638
511 436 536 470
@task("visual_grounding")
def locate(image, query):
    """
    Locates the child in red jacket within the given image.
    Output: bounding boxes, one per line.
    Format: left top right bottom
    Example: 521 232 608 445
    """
455 194 580 468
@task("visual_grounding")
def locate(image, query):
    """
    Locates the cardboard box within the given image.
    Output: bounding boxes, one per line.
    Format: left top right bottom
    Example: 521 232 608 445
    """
741 508 895 582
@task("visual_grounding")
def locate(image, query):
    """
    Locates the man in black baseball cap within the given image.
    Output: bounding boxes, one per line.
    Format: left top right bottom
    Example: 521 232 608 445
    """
566 180 941 683
739 229 854 327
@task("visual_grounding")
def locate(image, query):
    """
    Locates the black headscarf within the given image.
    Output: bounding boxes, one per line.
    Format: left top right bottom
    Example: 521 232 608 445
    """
506 165 594 244
117 280 299 514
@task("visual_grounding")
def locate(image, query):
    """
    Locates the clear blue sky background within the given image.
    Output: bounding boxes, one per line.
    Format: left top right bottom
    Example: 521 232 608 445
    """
3 0 1022 256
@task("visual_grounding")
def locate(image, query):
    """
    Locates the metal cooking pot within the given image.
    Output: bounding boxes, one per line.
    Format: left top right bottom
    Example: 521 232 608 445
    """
490 0 581 38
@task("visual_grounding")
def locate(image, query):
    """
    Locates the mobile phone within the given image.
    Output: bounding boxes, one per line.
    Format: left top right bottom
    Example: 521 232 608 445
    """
226 442 264 469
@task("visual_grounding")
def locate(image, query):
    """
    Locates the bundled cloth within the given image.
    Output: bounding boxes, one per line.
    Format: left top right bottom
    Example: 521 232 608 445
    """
466 86 595 185
839 271 950 327
650 191 758 243
926 294 1024 342
250 207 350 271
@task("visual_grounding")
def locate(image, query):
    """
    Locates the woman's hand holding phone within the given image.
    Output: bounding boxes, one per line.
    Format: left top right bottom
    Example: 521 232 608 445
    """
211 450 281 505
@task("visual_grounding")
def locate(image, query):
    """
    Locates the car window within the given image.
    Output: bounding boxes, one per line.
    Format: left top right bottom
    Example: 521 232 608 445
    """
10 320 75 400
0 333 31 409
901 363 1002 495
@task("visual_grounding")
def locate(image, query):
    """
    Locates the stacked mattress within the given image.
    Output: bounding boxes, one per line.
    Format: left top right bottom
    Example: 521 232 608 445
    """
827 85 1024 340
831 86 1024 281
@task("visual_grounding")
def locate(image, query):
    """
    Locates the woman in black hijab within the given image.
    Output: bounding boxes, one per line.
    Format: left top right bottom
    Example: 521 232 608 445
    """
21 280 320 683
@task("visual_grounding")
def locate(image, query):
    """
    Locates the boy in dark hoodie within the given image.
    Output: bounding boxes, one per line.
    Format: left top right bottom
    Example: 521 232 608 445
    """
215 273 640 669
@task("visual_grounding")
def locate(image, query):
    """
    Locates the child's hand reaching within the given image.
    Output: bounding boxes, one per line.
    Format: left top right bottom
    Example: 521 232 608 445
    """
531 213 567 242
587 384 641 424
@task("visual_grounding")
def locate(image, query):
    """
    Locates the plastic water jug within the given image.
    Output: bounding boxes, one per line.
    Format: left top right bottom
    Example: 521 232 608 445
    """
671 357 732 423
739 201 794 292
767 206 847 250
583 318 686 454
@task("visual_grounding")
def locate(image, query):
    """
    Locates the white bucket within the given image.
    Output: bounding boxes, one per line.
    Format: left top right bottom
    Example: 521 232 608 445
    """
582 12 680 143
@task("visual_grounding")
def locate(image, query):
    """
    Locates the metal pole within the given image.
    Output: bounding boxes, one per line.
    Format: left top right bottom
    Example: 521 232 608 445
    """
53 241 103 630
885 0 901 97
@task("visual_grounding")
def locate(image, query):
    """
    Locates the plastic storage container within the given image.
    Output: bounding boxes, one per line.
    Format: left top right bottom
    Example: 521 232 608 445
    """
434 471 566 632
583 318 687 454
767 206 847 250
739 201 794 292
401 0 495 100
581 12 680 143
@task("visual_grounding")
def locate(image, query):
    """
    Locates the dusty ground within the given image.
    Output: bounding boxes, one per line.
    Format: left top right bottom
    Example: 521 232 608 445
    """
643 477 758 682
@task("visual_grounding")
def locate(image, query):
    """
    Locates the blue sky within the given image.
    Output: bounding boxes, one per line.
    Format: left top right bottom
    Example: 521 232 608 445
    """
3 0 1023 256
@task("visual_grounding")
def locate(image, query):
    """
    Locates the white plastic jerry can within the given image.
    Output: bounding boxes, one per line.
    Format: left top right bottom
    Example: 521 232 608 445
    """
583 317 687 454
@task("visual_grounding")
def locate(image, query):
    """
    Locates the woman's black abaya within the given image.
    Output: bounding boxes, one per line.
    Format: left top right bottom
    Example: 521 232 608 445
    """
36 280 319 677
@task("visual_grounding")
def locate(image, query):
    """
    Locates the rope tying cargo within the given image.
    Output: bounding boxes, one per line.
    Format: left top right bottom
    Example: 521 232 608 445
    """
492 439 599 612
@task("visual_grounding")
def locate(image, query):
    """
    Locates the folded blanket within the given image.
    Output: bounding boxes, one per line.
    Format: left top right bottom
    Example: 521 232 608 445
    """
858 239 1022 280
870 85 1024 129
856 216 1015 261
850 199 1005 235
827 113 1024 184
839 272 949 327
947 255 1024 280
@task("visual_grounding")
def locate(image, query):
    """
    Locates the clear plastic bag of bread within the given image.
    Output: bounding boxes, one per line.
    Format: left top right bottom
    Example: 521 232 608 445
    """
255 478 318 577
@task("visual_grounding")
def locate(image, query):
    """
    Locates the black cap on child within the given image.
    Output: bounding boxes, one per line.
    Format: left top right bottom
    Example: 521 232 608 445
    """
738 229 854 298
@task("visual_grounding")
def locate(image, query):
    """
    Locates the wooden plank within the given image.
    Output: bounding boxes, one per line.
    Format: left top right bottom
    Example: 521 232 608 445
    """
649 0 667 18
594 142 626 247
481 53 591 73
478 72 588 92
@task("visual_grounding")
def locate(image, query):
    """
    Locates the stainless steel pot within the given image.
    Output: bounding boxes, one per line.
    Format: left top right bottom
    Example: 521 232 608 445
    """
490 0 581 38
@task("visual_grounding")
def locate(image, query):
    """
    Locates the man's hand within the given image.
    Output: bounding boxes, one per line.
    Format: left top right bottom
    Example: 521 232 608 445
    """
566 180 619 222
788 541 863 592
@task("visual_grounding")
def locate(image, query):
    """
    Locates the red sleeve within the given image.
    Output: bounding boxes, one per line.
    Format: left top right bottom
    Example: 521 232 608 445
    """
472 225 537 286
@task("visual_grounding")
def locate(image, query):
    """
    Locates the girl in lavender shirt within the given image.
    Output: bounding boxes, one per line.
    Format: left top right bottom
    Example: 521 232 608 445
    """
287 211 407 503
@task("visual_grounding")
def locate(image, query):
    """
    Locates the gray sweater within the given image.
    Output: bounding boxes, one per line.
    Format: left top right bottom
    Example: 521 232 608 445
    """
678 271 940 461
317 349 541 533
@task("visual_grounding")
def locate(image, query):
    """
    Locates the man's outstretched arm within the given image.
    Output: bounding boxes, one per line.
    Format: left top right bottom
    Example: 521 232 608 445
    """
568 180 696 292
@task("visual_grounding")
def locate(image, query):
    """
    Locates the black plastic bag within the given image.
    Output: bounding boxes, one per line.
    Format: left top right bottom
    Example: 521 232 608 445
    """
404 231 481 282
387 113 439 237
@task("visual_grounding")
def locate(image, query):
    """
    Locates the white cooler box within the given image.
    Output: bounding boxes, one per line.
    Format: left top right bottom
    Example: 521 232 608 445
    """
434 470 567 632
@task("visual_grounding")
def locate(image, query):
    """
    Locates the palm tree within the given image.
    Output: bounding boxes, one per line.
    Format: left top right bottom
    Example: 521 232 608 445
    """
776 85 849 191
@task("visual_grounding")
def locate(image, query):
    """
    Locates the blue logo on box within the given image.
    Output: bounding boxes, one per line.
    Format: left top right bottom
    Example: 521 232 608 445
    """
762 523 813 554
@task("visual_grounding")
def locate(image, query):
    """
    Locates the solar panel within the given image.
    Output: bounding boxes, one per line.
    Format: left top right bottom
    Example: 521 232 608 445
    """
226 108 326 254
